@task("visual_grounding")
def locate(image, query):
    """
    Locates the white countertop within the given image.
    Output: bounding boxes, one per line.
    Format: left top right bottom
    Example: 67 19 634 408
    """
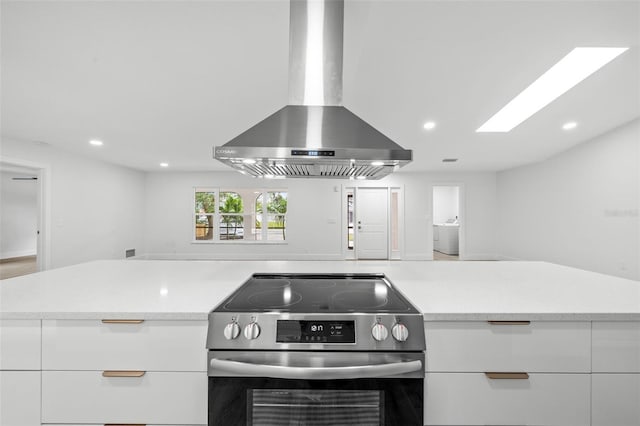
1 260 639 320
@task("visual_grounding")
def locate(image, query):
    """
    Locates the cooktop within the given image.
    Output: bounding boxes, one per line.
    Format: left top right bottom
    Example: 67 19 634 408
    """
215 273 419 314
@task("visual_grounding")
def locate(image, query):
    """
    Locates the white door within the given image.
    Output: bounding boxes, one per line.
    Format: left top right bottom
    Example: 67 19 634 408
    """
356 188 388 259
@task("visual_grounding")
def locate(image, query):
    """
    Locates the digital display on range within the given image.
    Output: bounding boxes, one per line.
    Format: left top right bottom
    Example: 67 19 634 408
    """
276 320 355 343
291 150 335 157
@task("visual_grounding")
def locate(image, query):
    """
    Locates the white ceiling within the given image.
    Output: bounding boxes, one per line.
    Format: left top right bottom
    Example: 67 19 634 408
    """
1 0 638 173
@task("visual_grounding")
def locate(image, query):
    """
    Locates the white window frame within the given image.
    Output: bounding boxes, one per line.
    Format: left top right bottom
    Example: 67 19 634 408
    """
192 187 288 244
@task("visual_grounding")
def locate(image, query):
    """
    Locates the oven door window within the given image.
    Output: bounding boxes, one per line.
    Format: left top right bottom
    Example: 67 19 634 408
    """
209 377 422 426
249 389 383 425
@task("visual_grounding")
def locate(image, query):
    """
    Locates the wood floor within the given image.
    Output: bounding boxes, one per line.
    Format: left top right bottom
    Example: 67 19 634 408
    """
433 250 459 261
0 255 37 280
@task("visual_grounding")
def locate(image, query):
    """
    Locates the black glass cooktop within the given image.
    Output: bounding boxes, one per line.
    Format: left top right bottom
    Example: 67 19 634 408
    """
216 273 418 314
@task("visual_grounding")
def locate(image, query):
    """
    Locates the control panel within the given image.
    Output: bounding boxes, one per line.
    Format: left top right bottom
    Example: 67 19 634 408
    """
276 320 355 343
208 313 425 351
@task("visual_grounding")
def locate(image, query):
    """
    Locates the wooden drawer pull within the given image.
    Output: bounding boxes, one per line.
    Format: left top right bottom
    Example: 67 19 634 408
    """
485 372 530 380
102 370 146 378
487 321 531 325
101 319 145 324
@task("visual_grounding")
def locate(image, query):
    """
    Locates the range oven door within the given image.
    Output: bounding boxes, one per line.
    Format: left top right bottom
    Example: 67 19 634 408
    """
208 351 424 426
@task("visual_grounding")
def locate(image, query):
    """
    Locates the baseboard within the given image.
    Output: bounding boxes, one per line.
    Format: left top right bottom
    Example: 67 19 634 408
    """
461 253 501 261
492 254 523 261
136 252 345 261
0 251 37 261
403 253 432 261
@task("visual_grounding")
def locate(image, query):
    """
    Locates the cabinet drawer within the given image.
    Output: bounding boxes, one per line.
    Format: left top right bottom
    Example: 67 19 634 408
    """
42 370 207 424
424 321 590 372
0 319 41 370
593 321 640 372
425 372 590 425
592 374 640 426
0 371 41 426
42 319 207 371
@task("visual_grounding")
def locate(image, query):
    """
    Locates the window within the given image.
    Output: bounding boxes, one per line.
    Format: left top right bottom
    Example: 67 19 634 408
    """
256 191 288 241
219 191 244 240
347 192 354 250
194 188 287 242
195 191 215 240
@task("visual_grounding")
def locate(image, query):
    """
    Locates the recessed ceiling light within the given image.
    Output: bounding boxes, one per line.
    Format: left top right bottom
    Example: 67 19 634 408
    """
242 159 257 164
442 158 458 163
371 161 385 166
89 139 103 146
264 174 275 179
160 162 169 167
562 121 578 130
423 121 436 130
356 176 367 180
477 47 628 133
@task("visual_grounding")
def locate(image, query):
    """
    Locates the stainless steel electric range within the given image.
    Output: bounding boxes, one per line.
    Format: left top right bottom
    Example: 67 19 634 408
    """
206 273 425 426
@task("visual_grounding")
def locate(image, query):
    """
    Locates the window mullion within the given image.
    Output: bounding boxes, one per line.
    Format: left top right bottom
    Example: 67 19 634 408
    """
262 190 267 241
214 188 220 240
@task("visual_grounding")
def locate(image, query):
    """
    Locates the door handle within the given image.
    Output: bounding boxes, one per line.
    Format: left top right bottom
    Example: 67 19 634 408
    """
102 370 146 378
101 319 145 324
104 424 146 426
210 358 422 380
485 372 529 380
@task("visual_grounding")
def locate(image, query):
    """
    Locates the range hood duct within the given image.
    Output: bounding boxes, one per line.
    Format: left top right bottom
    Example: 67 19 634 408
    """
213 0 412 179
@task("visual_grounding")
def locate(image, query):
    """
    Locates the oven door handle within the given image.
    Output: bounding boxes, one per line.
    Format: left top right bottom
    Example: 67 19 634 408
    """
210 358 423 380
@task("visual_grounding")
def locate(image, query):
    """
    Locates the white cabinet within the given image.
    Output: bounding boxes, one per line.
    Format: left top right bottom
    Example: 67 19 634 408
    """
424 320 592 426
42 319 207 371
591 321 640 426
0 320 41 425
41 318 208 425
592 321 640 372
425 372 590 426
42 370 207 425
592 374 640 426
424 321 591 372
0 371 41 426
433 225 459 255
0 319 41 370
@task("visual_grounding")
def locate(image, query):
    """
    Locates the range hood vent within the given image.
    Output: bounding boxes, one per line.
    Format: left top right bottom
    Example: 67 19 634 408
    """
213 0 412 180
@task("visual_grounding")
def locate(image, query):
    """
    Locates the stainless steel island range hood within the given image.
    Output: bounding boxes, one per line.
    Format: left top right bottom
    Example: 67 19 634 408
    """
213 0 412 179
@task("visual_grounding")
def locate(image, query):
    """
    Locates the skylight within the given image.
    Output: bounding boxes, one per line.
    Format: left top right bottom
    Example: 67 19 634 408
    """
476 47 628 133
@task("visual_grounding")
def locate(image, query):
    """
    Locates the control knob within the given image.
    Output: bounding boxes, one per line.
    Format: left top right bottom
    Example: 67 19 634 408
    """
244 321 261 340
391 323 409 342
223 321 240 340
371 323 388 341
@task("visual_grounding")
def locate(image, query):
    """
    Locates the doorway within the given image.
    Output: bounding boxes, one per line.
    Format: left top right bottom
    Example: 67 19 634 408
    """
343 186 403 260
0 158 49 277
432 185 461 261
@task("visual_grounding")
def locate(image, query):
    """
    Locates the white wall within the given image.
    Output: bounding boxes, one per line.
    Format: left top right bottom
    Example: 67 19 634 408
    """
142 170 497 261
0 171 38 259
433 186 459 224
0 137 499 265
0 138 146 269
142 172 342 259
496 119 640 281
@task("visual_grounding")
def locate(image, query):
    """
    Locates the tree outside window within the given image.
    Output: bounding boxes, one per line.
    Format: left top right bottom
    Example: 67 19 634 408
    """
256 191 288 241
267 192 287 240
194 188 286 242
195 191 215 240
219 192 244 240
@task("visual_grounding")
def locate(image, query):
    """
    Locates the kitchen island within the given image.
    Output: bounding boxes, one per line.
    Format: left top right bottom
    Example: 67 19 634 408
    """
1 259 639 425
